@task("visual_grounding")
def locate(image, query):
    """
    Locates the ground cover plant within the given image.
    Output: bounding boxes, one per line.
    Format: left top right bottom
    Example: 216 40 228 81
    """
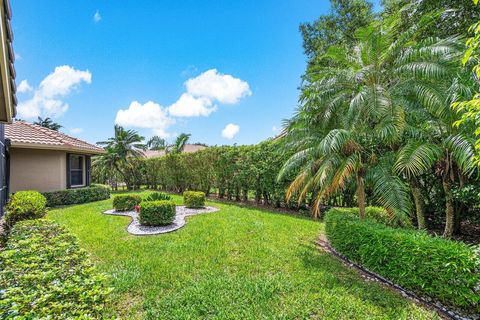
325 208 480 313
47 191 439 319
0 219 111 319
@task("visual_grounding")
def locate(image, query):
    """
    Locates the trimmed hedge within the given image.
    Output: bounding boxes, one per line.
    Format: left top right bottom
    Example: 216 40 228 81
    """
145 192 172 202
0 219 112 319
183 191 205 208
139 200 176 226
5 191 46 228
113 194 142 211
335 206 410 228
42 185 110 207
325 208 480 313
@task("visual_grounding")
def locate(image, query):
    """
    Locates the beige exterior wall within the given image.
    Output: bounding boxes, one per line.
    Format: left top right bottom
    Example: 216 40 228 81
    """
10 148 67 192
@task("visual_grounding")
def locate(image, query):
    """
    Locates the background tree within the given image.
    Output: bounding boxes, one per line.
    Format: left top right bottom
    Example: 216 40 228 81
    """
147 136 167 150
166 133 191 154
33 117 62 131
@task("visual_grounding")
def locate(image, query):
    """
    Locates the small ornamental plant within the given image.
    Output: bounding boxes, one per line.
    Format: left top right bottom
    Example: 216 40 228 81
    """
134 205 141 213
183 191 206 208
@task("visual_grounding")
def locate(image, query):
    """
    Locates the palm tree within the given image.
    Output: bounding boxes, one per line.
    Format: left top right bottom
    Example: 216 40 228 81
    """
166 133 191 154
33 117 62 131
279 20 462 222
147 136 167 151
96 125 146 189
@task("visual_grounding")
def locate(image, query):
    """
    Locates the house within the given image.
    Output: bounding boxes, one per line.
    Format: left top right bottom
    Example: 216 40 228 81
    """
142 144 206 158
5 121 105 193
0 0 17 214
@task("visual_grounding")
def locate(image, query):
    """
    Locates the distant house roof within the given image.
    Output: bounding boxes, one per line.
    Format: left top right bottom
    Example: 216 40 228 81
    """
0 0 17 123
5 121 105 154
142 144 206 158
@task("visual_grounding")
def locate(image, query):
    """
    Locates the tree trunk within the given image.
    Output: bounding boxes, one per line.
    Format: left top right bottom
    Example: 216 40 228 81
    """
356 174 366 219
442 179 455 238
410 179 426 229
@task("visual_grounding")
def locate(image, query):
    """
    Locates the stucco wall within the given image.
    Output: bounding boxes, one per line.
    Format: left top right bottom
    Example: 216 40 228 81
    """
10 148 67 192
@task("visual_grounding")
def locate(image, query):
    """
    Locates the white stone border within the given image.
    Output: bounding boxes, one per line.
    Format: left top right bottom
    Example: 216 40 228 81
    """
103 205 219 236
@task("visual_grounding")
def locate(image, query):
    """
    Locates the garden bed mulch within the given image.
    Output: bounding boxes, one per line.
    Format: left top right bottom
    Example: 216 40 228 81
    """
103 206 219 236
315 235 477 320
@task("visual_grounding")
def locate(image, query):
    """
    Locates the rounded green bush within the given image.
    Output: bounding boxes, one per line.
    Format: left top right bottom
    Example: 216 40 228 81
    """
139 200 176 226
5 190 47 227
325 208 480 313
113 195 142 211
183 191 205 208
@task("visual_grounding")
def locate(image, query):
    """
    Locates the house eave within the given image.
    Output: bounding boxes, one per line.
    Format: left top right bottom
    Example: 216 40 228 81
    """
9 141 106 155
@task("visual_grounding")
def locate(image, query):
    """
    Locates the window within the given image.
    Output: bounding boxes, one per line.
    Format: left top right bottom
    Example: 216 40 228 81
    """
69 155 85 187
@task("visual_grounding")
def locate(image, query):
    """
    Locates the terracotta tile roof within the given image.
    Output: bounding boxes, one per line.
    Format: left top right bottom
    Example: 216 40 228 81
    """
5 121 105 154
142 144 206 158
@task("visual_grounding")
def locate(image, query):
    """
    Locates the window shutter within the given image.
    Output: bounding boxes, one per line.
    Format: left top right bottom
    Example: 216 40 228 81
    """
66 153 71 188
86 155 91 186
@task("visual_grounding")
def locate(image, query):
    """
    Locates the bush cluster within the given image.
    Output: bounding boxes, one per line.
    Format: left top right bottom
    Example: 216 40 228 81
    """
145 192 172 202
113 194 142 211
325 208 480 312
183 191 206 208
42 185 110 207
0 219 112 319
5 191 46 228
139 200 176 226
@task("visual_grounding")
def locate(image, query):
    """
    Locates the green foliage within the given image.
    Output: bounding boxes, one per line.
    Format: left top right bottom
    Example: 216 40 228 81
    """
113 194 142 211
33 116 62 131
183 191 206 208
42 185 111 207
145 192 172 201
0 219 112 319
47 191 438 319
334 206 410 228
5 191 46 228
139 200 176 226
325 208 480 312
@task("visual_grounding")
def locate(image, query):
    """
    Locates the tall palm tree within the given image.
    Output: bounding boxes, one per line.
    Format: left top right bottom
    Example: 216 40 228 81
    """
33 117 62 131
279 20 462 222
147 136 167 151
96 125 146 189
167 133 191 154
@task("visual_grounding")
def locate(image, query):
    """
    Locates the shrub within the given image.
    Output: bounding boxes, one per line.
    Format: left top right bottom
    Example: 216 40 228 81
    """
183 191 205 208
113 194 142 211
0 219 112 319
325 208 480 313
335 206 410 228
145 192 172 202
42 185 110 207
139 200 176 226
5 191 47 227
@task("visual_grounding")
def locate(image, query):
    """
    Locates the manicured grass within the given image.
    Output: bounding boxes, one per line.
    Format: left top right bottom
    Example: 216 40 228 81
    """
47 192 438 319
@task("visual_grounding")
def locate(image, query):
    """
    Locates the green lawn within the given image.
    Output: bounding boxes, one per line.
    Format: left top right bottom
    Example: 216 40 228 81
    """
47 192 438 319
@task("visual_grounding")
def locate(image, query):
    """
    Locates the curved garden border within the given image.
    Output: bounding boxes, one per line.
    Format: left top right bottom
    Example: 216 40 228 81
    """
103 206 219 236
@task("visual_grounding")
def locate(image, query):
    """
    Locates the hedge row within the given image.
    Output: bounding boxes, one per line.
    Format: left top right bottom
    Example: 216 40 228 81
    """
4 190 46 229
325 208 480 313
42 184 111 207
0 219 112 319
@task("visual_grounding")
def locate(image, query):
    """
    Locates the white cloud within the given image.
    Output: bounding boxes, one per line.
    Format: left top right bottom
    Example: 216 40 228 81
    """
186 69 251 104
93 10 102 22
221 123 240 139
70 128 83 134
17 66 92 119
115 101 175 138
17 80 32 93
167 69 251 118
15 53 21 61
168 93 216 117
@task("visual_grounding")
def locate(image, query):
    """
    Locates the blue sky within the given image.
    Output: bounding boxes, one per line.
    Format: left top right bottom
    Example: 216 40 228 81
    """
12 0 379 146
